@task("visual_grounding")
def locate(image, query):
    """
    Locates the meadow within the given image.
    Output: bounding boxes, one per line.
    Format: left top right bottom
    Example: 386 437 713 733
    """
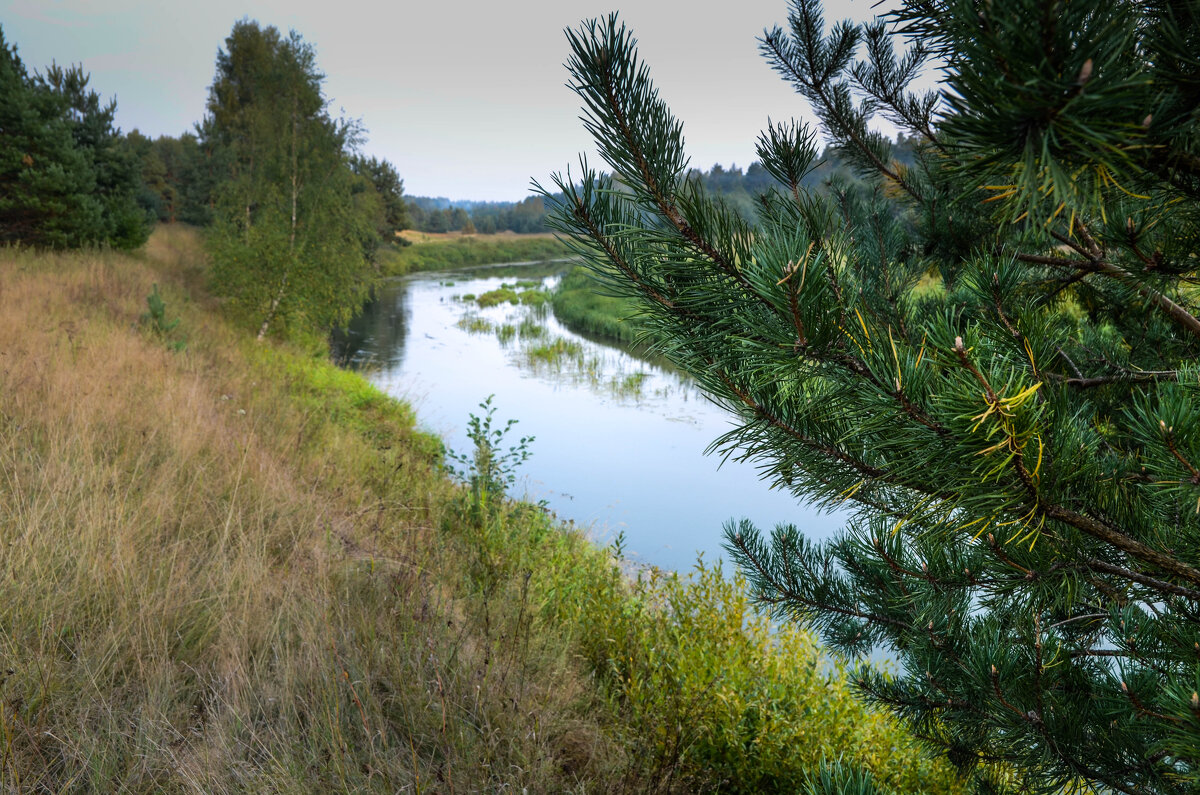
379 231 574 276
0 227 960 792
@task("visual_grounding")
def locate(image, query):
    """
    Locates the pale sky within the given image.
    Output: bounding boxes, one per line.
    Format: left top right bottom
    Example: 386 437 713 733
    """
3 1 902 201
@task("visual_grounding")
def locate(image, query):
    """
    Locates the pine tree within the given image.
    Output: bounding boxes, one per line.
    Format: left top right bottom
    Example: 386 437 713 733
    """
0 26 149 249
542 3 1200 792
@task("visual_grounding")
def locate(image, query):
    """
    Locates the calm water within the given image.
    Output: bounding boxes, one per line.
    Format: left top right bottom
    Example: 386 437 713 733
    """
335 262 847 570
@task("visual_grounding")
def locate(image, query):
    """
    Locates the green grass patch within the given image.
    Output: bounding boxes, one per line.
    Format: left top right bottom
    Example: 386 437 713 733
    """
552 265 645 344
476 287 520 307
525 337 584 365
379 235 573 276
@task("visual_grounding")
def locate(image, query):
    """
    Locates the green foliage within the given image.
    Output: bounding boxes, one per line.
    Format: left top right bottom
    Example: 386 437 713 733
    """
532 542 961 793
473 284 549 308
543 4 1200 792
552 265 645 344
475 287 520 307
0 26 151 249
443 396 534 522
801 758 888 795
0 234 962 790
351 154 410 238
437 398 960 793
125 130 218 226
140 283 186 351
408 194 554 234
379 234 573 276
202 20 381 339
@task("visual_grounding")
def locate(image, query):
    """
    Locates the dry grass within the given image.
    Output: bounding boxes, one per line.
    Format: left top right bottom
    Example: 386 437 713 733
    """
397 230 558 244
0 226 964 794
0 227 617 792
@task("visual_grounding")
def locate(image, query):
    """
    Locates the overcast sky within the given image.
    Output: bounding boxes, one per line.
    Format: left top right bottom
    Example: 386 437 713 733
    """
3 1 900 201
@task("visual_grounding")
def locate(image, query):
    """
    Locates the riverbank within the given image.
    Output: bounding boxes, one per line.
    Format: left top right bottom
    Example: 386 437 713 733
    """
0 226 961 792
551 264 645 344
379 230 574 276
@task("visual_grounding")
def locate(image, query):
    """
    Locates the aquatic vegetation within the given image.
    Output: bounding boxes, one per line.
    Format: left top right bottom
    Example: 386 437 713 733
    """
456 314 493 334
524 337 583 366
517 289 550 306
517 316 547 340
476 287 521 307
612 371 648 398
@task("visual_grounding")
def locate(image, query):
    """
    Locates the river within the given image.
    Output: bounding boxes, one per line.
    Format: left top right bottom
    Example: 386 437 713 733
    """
334 261 847 571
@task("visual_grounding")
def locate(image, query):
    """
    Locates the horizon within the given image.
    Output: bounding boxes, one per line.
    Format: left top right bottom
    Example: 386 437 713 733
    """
3 0 900 203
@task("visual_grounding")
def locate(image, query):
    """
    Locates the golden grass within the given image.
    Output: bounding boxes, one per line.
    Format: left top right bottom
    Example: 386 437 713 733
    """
397 229 558 244
0 227 963 793
0 227 613 792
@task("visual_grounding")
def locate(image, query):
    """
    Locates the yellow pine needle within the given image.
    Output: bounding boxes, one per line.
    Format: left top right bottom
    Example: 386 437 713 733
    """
837 323 868 357
1097 164 1151 200
839 479 866 503
1001 381 1042 409
959 515 988 531
855 308 871 349
971 519 994 541
1023 338 1038 374
971 401 998 432
1043 202 1066 226
1012 515 1046 552
1032 435 1044 479
975 439 1011 457
1041 645 1065 670
889 327 902 389
997 505 1038 528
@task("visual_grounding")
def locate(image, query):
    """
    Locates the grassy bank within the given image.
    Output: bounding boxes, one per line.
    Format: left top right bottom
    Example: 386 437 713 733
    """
379 231 573 276
552 266 645 344
0 227 961 792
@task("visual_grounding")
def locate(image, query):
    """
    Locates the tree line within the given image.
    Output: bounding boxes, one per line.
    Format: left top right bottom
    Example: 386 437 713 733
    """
1 20 412 338
407 194 552 234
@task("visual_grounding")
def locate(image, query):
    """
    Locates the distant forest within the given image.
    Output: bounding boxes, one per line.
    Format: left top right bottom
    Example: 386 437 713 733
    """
406 134 920 234
2 16 920 250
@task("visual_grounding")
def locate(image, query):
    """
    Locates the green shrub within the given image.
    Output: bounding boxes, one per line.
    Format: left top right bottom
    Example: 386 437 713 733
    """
140 283 187 351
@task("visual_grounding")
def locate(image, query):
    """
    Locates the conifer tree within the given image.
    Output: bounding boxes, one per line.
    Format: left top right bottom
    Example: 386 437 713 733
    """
543 2 1200 792
0 26 149 249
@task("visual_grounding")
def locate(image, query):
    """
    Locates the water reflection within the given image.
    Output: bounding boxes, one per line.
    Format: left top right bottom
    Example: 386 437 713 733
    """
335 263 847 570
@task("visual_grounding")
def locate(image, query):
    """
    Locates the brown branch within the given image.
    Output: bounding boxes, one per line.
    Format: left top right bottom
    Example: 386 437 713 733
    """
1044 370 1179 389
1083 559 1200 602
1044 223 1200 343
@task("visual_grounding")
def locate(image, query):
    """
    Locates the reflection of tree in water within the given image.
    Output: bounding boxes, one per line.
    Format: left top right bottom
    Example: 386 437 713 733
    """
330 280 410 368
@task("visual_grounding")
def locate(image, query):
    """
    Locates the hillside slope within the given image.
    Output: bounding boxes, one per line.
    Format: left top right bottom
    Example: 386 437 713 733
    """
0 227 959 793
